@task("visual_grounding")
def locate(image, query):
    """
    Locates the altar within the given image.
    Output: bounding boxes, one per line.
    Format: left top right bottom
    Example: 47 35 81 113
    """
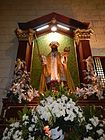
1 13 105 139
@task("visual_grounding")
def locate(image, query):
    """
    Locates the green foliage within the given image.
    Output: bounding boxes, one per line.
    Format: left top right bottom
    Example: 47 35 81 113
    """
35 111 44 133
22 125 29 139
7 92 19 103
48 108 56 127
40 84 78 102
35 136 49 140
83 105 101 121
18 105 31 120
66 131 80 140
8 117 18 124
7 105 32 126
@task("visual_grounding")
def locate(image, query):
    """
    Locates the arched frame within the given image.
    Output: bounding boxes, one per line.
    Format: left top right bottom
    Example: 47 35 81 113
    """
15 12 93 88
31 33 80 89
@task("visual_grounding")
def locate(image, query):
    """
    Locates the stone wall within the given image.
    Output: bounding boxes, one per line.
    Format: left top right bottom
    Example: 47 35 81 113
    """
0 0 105 112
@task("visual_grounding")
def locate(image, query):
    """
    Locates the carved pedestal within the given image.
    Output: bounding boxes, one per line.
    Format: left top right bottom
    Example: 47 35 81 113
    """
1 97 39 120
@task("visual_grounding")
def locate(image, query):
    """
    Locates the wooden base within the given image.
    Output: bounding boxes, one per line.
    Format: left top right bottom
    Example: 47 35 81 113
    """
1 97 105 120
1 97 40 120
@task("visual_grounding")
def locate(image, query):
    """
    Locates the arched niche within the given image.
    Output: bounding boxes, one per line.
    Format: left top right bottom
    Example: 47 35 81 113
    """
15 12 92 88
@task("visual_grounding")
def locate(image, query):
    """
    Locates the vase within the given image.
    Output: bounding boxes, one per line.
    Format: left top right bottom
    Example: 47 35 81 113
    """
50 126 64 140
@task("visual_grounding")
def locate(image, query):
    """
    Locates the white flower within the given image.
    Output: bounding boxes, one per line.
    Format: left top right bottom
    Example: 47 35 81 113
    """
99 136 105 140
36 95 84 125
22 114 29 121
89 116 99 127
14 122 20 128
13 130 22 139
99 123 104 127
64 114 74 122
38 106 52 121
23 121 29 125
31 113 38 123
83 137 94 140
2 128 8 136
96 129 104 135
40 100 46 106
31 117 35 122
28 126 33 132
3 92 105 140
61 95 68 102
8 131 12 137
46 96 54 104
28 135 35 140
86 123 93 132
103 134 105 138
31 124 35 129
78 111 83 118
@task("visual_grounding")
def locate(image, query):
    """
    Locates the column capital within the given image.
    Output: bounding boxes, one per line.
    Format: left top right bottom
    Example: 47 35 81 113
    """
74 28 93 43
15 28 35 43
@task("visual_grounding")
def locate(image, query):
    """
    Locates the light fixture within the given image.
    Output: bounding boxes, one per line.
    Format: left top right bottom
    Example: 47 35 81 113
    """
51 25 57 32
57 24 70 31
47 32 62 42
36 25 49 32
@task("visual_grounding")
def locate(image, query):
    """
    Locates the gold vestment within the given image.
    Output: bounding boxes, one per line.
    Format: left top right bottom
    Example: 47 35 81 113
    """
39 51 75 92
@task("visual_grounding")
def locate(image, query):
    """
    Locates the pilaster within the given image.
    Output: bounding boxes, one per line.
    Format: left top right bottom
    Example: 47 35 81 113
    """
74 28 93 84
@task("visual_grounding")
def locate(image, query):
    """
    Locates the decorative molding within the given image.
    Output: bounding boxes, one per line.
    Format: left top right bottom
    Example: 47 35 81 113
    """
15 28 35 42
74 28 93 44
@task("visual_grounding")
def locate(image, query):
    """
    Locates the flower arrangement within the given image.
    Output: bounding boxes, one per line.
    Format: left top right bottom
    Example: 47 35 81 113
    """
75 56 105 100
6 57 105 103
75 70 104 100
36 94 85 139
2 87 105 140
2 56 105 139
6 59 38 103
84 116 105 140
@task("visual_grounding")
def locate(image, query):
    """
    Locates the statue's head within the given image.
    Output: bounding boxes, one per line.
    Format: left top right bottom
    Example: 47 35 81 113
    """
49 41 59 49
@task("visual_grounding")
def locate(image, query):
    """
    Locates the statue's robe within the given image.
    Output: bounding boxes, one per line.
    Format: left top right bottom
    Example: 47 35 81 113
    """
39 51 75 92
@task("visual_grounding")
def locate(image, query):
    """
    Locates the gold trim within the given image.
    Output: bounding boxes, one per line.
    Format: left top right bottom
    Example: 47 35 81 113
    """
15 28 35 42
74 28 93 43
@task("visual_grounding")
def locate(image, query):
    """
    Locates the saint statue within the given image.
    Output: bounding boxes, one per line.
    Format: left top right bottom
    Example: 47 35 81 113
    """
85 56 94 72
39 41 75 92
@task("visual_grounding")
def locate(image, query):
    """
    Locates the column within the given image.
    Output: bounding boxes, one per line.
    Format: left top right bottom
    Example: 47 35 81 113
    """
74 28 93 84
15 28 35 72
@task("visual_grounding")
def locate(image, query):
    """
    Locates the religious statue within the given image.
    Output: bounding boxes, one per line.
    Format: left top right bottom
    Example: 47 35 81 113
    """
39 41 75 92
85 56 94 72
